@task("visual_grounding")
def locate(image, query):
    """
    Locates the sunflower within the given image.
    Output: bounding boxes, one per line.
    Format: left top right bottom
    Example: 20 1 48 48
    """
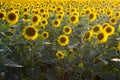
102 23 110 29
56 13 64 20
39 8 45 14
106 9 113 16
109 17 117 25
57 34 69 46
56 6 63 13
32 14 40 26
66 11 71 16
41 19 48 26
41 31 49 39
63 26 72 35
104 25 115 36
52 19 61 28
58 11 64 15
14 10 19 14
22 13 31 22
97 31 108 44
85 8 91 15
88 12 97 22
42 12 49 19
56 50 65 59
6 11 19 25
0 11 6 20
40 25 46 29
69 15 79 25
23 7 28 12
92 24 102 35
115 11 120 19
71 8 77 13
72 11 79 17
84 30 93 41
22 26 38 40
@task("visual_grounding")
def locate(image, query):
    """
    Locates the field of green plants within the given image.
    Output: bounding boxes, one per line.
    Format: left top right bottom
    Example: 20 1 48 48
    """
0 0 120 80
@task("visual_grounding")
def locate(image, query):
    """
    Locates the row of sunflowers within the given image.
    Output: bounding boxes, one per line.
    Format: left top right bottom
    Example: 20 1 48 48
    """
0 0 120 79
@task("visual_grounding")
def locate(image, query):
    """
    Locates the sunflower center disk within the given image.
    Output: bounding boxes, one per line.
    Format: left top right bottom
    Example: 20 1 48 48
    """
0 13 4 18
60 37 66 43
8 13 16 20
33 16 38 22
98 33 104 40
26 27 36 36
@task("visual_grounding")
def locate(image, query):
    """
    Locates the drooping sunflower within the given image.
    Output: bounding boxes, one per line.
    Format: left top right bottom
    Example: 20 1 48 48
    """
32 14 40 26
104 25 115 36
92 24 102 35
52 19 61 28
84 30 93 41
63 26 72 35
56 50 65 59
97 31 108 44
41 31 49 39
109 17 117 25
69 15 79 25
6 10 19 25
57 34 69 46
88 12 97 22
22 26 38 40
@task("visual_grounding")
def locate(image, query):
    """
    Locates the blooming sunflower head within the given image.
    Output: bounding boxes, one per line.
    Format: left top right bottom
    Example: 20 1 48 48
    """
84 30 93 41
97 31 108 44
57 34 69 46
109 17 117 25
56 50 65 59
6 10 19 25
22 26 38 40
104 25 115 36
0 11 6 20
32 14 40 26
52 19 61 28
92 24 102 35
41 31 49 39
88 12 96 22
63 26 72 35
41 19 48 26
69 15 79 25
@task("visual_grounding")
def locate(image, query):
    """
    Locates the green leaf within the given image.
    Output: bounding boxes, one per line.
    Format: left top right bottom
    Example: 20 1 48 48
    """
46 69 57 80
78 62 84 68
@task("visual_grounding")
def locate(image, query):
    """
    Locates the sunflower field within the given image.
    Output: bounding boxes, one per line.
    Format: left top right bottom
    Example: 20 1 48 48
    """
1 0 120 80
